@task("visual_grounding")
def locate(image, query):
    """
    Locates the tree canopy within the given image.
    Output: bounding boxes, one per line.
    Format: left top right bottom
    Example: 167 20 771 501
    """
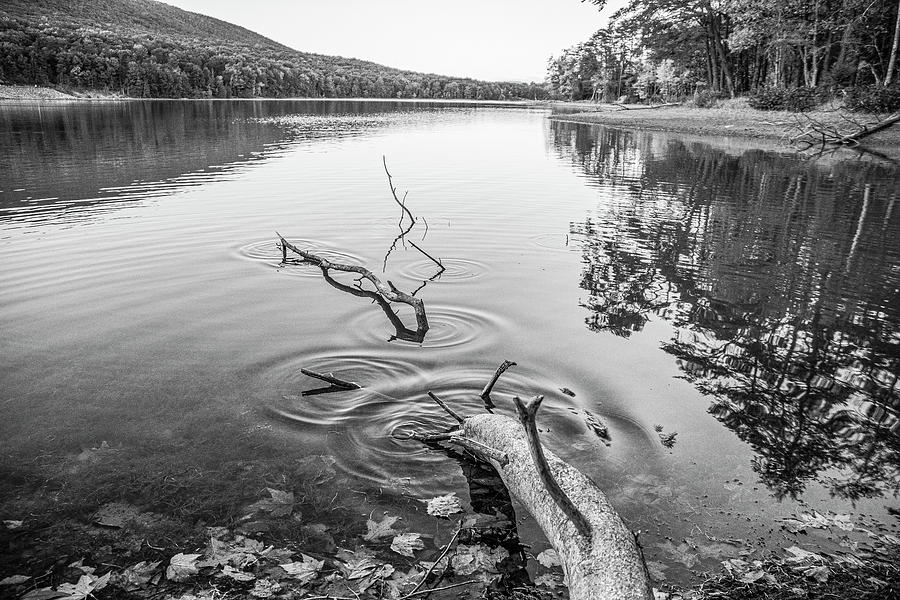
550 0 900 102
0 0 548 100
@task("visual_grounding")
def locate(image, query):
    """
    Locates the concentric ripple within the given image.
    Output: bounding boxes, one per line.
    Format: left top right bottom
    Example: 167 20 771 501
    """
529 232 576 252
254 350 468 496
345 303 501 348
397 257 489 281
236 238 367 277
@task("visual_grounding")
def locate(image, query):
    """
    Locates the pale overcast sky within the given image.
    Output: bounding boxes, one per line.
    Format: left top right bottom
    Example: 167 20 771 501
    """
160 0 619 83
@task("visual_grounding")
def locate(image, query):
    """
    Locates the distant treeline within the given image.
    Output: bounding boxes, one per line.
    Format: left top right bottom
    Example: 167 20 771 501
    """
549 0 900 103
0 14 547 100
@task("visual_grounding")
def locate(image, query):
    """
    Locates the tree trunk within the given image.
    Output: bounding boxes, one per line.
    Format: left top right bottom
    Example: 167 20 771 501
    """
461 413 653 600
886 0 900 85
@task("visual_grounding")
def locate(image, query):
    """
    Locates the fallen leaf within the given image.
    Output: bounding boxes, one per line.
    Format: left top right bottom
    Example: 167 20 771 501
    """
584 410 611 445
280 554 324 584
248 488 294 517
297 454 337 485
536 549 561 568
112 561 160 591
655 540 699 568
343 556 379 580
803 565 830 582
67 559 94 575
0 575 31 586
780 511 831 533
424 493 462 518
3 520 23 530
739 569 767 583
220 565 255 582
653 589 670 600
55 572 110 600
784 546 823 564
831 514 854 531
21 589 66 600
450 544 509 576
93 502 142 528
658 431 678 448
363 513 400 541
167 553 202 582
250 579 282 598
535 573 560 589
391 533 425 557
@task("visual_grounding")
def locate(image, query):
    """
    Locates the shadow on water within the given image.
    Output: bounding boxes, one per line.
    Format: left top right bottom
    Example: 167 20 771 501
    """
549 121 900 502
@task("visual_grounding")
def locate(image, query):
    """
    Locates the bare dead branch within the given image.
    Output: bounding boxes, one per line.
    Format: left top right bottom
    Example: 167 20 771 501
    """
300 368 360 390
514 395 593 541
278 234 429 336
408 241 445 275
448 435 509 466
403 526 463 598
427 391 465 424
480 360 517 401
383 155 417 225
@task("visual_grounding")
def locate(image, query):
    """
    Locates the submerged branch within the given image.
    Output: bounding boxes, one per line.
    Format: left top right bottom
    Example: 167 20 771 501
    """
278 233 429 338
427 391 466 424
480 360 516 401
300 368 360 390
383 155 417 225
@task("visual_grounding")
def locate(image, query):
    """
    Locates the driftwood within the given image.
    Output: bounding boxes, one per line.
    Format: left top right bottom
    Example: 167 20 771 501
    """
480 359 516 402
300 368 360 390
278 234 429 338
418 370 653 600
613 101 680 111
456 409 652 600
790 111 900 153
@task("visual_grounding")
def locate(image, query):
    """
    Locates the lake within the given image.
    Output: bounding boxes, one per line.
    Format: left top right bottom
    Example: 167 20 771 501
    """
1 100 898 585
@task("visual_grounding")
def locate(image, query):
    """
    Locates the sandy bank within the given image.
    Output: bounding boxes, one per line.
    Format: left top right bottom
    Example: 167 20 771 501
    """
548 102 900 161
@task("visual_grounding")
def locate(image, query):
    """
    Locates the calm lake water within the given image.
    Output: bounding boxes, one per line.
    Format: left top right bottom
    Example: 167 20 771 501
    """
1 100 898 582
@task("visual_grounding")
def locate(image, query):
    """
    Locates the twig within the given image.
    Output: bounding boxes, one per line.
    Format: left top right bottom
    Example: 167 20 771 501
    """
404 579 480 598
300 368 360 390
403 526 463 597
408 241 445 274
383 156 417 225
407 431 456 442
480 360 516 400
426 391 465 424
514 395 592 542
449 435 509 466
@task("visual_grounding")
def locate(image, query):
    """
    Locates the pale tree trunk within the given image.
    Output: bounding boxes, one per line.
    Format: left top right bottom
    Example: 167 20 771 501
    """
886 0 900 85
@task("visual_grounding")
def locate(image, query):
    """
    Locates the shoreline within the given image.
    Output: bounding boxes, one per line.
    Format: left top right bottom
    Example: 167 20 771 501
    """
546 101 900 161
0 84 540 106
3 84 897 161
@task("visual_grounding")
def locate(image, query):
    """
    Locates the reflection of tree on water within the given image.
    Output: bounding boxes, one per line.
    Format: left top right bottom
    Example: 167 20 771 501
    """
551 122 900 500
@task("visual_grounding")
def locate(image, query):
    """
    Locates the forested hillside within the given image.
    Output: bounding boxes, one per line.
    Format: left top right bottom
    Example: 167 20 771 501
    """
548 0 900 105
0 0 547 100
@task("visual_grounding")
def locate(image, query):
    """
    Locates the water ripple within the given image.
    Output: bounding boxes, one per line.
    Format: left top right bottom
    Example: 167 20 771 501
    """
236 238 367 277
255 350 459 495
397 257 489 281
529 232 577 251
344 303 501 348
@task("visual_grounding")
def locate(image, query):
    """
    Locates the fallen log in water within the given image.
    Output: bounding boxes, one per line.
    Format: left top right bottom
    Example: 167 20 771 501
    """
413 364 652 599
457 403 653 600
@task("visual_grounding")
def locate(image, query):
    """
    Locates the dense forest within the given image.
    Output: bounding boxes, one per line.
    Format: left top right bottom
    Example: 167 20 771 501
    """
548 0 900 103
0 0 548 100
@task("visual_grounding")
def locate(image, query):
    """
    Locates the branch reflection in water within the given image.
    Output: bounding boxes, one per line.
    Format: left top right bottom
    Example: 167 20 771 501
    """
550 121 900 501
